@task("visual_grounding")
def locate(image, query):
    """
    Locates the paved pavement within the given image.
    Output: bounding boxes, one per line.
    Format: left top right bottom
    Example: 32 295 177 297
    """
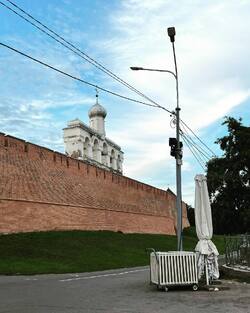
0 267 249 313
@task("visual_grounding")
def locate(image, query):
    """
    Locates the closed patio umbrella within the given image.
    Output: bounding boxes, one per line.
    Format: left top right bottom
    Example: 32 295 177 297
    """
194 174 219 285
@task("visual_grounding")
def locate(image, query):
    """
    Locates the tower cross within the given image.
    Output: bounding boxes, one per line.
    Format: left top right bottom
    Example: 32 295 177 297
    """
95 87 99 104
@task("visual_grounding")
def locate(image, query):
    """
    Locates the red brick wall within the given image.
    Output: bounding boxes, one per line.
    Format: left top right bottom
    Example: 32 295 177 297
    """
0 133 189 234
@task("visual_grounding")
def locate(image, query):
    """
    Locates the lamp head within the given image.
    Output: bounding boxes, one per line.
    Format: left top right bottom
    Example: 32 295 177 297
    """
130 67 143 71
167 27 176 42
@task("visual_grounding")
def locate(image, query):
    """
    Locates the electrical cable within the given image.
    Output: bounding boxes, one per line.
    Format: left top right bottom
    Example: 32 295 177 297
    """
1 0 172 114
171 114 213 162
180 119 216 157
180 126 212 160
181 131 209 164
181 129 212 160
180 129 207 168
181 133 206 171
0 42 160 109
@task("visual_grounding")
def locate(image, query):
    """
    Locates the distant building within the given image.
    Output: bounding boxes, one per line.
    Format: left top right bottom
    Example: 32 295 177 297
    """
63 92 124 174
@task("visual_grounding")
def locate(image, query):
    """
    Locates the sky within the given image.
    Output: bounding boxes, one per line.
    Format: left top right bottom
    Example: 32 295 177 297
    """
0 0 250 206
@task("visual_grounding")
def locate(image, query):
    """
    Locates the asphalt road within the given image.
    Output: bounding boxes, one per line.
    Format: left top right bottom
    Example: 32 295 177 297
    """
0 267 249 313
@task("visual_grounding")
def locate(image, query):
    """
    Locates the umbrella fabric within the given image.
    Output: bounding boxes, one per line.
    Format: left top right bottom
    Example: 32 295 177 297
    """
194 174 219 280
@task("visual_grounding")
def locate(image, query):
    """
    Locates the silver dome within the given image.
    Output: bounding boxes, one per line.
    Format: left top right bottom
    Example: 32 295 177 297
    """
88 103 107 118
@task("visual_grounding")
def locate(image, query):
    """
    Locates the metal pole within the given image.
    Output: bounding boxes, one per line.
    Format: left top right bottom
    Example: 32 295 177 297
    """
131 27 183 250
172 41 183 251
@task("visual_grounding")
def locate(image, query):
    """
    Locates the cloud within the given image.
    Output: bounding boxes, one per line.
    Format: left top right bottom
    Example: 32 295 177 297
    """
98 0 250 202
1 0 250 205
103 0 250 120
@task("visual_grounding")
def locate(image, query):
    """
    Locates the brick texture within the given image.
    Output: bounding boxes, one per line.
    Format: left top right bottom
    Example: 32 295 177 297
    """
0 133 189 234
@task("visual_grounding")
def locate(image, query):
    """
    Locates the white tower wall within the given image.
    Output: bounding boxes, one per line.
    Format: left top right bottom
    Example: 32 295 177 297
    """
90 116 105 136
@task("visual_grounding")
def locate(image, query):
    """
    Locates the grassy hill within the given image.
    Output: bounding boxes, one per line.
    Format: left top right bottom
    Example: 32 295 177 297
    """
0 227 225 275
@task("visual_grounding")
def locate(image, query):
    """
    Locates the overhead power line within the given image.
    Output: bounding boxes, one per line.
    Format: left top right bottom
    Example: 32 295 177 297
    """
180 124 213 160
180 119 217 157
181 133 206 171
0 42 160 109
181 131 209 164
1 0 172 114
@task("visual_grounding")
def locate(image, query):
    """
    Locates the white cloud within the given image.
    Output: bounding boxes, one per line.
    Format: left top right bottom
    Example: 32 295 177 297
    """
99 0 250 202
1 0 250 205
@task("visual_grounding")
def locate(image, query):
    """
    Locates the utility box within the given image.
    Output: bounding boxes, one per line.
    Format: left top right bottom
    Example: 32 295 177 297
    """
150 251 198 291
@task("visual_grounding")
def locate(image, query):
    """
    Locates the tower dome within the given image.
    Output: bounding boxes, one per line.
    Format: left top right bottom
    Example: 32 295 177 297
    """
88 89 107 118
88 103 107 119
88 90 107 135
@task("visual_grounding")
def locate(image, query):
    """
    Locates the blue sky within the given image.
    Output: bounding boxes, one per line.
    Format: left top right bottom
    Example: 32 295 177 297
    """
1 0 250 205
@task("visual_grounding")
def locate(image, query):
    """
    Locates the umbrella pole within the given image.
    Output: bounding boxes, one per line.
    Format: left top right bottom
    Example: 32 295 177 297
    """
205 256 209 285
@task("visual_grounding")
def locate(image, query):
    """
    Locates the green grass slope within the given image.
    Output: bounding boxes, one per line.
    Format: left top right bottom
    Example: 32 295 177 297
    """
0 228 225 275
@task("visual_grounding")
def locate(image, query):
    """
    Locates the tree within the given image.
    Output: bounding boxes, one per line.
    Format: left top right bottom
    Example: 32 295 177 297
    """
207 117 250 234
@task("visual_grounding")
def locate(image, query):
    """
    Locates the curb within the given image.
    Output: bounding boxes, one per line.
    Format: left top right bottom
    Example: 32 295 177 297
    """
220 264 250 281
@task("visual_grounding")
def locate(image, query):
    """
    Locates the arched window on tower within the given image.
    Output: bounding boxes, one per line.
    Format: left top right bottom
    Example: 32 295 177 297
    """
110 149 116 169
102 142 108 166
117 154 122 172
83 137 90 158
92 139 99 162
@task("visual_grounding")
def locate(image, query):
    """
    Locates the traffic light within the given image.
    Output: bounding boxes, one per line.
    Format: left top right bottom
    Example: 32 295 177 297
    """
169 137 183 158
169 137 177 157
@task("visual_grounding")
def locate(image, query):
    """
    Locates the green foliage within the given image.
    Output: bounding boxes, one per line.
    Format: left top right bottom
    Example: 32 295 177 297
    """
186 205 195 226
207 117 250 234
0 230 225 275
183 226 197 237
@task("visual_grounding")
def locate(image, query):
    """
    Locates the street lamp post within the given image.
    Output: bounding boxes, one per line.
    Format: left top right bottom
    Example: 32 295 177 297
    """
130 27 183 251
167 27 183 252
